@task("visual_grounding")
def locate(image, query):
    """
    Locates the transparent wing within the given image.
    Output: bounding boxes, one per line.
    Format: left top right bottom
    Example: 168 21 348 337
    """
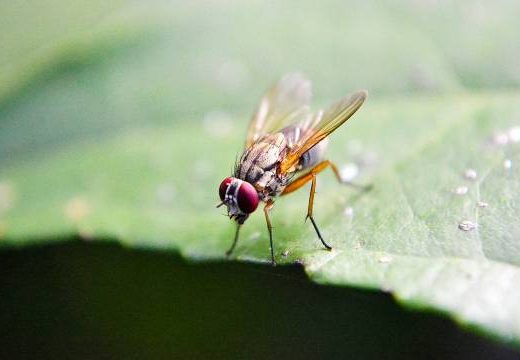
279 90 367 174
245 73 312 148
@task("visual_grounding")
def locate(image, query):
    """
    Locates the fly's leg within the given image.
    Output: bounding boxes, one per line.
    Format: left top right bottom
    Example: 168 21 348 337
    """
283 160 371 195
281 161 334 250
307 173 332 250
263 200 276 266
226 224 241 256
281 159 372 250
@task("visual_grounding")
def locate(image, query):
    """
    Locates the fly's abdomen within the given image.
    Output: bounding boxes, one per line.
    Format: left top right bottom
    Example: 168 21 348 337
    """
299 137 329 170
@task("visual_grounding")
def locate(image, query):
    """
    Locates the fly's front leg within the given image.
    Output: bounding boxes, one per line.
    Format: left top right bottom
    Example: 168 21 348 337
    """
263 200 276 266
226 224 241 257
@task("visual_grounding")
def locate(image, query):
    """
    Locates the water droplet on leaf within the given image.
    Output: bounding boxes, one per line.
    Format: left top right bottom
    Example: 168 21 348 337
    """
476 201 488 208
353 240 365 250
343 207 354 218
492 132 509 146
458 220 476 231
508 126 520 143
249 231 261 241
464 169 478 181
340 163 359 182
78 227 94 241
454 186 469 195
378 254 393 263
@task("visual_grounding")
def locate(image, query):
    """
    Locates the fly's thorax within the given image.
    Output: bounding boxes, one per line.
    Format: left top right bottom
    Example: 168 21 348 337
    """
236 133 287 185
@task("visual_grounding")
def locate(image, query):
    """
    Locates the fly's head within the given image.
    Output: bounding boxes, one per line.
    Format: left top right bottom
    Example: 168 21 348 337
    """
218 177 259 224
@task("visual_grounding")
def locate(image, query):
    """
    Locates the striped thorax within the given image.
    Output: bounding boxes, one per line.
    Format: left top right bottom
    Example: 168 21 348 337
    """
235 133 289 201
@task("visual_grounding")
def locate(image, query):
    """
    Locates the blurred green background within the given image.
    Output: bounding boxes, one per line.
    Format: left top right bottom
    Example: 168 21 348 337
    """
1 0 520 358
3 0 520 160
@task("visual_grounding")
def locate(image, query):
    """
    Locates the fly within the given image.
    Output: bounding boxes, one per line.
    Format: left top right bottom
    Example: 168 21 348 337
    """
217 74 369 265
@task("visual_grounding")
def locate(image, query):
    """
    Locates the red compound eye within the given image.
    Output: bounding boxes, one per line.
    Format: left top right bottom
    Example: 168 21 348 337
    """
237 181 259 214
219 177 233 201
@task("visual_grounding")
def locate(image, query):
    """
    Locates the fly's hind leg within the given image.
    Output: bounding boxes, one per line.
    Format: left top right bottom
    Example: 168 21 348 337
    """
306 173 332 250
282 161 335 250
283 160 371 196
282 160 372 250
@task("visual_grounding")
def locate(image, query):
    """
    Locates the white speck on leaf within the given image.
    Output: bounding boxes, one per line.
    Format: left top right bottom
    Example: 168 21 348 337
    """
492 132 509 146
249 231 261 241
508 126 520 143
378 254 393 264
464 169 478 181
282 250 289 257
78 227 94 241
459 220 476 231
340 163 359 182
353 240 365 250
504 159 512 170
381 285 393 293
454 186 469 195
343 207 354 218
476 201 489 208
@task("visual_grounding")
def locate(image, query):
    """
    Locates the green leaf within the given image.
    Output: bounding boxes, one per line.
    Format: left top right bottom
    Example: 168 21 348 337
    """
2 89 520 344
2 0 520 349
